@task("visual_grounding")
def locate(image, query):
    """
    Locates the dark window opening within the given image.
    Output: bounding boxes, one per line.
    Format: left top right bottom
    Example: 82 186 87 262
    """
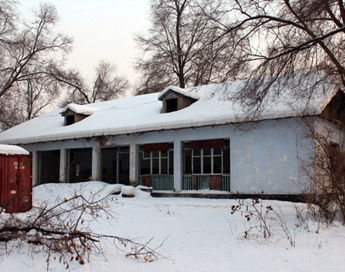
66 115 74 125
101 147 129 185
184 150 192 174
68 148 92 183
166 99 178 112
38 150 60 184
223 147 230 174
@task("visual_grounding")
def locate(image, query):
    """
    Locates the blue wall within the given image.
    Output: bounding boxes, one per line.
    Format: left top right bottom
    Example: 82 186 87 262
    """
22 117 314 194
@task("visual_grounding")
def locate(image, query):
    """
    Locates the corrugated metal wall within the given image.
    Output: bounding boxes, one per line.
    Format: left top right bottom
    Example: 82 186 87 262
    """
0 154 32 213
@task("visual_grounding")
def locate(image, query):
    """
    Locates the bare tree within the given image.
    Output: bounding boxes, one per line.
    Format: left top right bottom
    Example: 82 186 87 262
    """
0 2 71 130
135 0 248 94
50 60 129 106
207 0 345 110
0 2 71 98
0 91 25 131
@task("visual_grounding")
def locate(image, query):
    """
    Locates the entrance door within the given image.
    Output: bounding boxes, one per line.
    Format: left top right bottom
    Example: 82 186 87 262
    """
101 147 129 185
68 148 92 183
38 150 60 184
118 151 129 184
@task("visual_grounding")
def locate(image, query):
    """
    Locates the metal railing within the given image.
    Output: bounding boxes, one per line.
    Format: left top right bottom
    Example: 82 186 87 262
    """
183 175 193 190
183 174 231 191
138 175 174 190
221 175 231 192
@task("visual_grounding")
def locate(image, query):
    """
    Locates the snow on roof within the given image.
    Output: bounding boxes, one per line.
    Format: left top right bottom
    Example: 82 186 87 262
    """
61 103 96 116
158 86 200 100
0 144 29 155
0 72 340 145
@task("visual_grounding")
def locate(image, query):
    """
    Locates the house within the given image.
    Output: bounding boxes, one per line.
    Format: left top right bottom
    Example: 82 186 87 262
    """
0 73 344 198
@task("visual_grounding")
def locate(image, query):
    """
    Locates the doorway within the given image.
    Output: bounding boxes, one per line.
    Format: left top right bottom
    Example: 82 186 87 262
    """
101 146 129 185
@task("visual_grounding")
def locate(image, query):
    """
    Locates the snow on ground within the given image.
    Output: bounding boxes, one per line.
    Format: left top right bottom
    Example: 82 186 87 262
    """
0 181 345 271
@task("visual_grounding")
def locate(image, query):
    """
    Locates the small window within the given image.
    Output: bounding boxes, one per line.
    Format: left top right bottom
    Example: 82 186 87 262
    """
166 99 178 112
66 115 74 125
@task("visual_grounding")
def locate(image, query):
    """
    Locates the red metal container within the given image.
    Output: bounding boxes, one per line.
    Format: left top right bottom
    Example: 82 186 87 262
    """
0 145 32 213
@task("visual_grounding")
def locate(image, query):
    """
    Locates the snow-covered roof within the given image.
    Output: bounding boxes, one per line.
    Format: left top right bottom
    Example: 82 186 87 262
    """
158 86 200 101
0 144 29 155
61 103 96 116
0 73 340 145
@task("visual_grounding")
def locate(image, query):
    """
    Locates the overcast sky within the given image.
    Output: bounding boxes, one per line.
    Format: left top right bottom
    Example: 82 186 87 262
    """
18 0 151 92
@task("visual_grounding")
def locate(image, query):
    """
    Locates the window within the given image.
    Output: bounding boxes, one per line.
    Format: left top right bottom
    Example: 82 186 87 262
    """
166 99 178 112
139 143 174 175
183 139 230 175
66 115 74 125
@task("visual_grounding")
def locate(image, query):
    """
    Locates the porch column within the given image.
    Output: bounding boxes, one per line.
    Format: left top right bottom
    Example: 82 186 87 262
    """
59 148 67 182
129 143 137 185
91 146 99 181
173 140 182 191
31 151 38 186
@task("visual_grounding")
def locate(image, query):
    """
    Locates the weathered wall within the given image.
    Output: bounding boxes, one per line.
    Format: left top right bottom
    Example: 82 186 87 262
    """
21 117 314 194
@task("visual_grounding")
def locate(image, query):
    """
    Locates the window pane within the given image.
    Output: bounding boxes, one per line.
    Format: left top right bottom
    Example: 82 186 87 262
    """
161 150 168 158
184 142 191 148
152 151 159 158
193 149 201 156
169 150 174 174
204 148 211 156
193 157 201 174
140 157 150 175
166 98 178 112
184 150 192 174
203 156 211 174
144 151 151 159
213 148 221 155
214 156 222 174
223 148 230 174
161 158 168 174
152 158 159 174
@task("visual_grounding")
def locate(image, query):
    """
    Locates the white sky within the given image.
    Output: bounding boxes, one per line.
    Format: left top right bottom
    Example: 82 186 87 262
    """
18 0 151 93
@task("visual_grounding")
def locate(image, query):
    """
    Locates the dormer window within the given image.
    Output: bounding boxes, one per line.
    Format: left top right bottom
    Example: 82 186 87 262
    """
166 98 178 113
158 87 199 113
60 103 95 126
66 115 75 126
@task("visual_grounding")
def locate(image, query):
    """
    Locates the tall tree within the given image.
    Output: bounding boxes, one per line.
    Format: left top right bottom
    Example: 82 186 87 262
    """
135 0 248 94
0 2 71 130
209 0 345 110
0 2 71 98
50 60 129 106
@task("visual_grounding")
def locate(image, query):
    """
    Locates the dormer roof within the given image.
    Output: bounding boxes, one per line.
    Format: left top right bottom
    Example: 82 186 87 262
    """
60 103 96 116
158 86 199 101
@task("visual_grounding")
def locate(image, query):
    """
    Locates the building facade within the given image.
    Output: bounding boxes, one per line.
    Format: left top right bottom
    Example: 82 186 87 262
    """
0 77 343 196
